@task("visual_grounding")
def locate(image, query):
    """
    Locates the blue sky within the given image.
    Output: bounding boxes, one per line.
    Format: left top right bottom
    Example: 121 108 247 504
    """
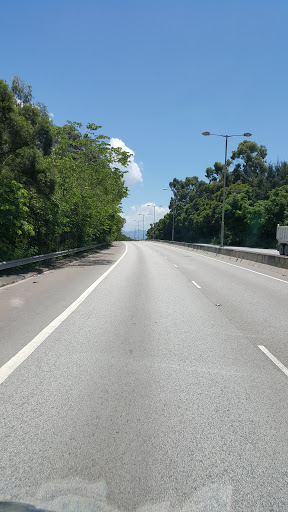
1 0 288 232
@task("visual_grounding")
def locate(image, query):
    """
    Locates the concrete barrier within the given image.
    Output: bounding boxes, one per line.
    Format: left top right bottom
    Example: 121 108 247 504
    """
151 240 288 270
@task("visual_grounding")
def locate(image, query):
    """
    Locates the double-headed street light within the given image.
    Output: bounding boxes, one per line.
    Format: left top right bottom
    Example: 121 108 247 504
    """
202 131 252 247
138 213 149 240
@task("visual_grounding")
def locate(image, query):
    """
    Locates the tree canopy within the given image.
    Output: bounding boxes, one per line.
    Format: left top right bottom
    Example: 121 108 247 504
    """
148 141 288 248
0 77 129 260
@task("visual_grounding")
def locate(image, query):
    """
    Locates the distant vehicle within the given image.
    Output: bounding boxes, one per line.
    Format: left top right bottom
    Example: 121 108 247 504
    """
276 224 288 255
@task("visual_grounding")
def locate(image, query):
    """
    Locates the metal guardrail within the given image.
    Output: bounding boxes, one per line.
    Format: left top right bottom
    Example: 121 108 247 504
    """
0 243 107 271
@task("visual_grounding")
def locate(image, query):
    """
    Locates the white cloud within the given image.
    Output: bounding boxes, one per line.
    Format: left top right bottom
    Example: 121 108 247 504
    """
15 98 24 107
122 202 169 232
110 138 143 186
49 112 54 119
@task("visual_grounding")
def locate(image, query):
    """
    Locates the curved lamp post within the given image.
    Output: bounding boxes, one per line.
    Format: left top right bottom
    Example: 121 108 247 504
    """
138 213 149 240
202 131 252 247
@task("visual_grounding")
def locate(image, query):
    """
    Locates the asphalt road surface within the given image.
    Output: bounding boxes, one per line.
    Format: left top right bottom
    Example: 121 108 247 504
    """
1 241 288 511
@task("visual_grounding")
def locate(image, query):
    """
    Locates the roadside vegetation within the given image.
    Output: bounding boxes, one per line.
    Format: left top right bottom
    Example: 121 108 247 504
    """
147 142 288 247
0 77 130 260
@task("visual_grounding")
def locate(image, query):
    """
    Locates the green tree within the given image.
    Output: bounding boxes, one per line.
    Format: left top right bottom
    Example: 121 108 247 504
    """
52 121 129 248
11 76 33 105
0 179 35 259
0 77 131 260
230 140 268 200
152 140 288 247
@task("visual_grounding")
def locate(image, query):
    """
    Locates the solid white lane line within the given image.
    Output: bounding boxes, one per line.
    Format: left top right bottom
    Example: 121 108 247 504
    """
192 281 201 289
173 264 178 267
258 345 288 377
149 242 288 285
0 243 128 386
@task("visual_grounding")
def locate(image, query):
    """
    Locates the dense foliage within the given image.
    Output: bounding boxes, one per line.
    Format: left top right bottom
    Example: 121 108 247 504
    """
0 77 129 260
147 141 288 247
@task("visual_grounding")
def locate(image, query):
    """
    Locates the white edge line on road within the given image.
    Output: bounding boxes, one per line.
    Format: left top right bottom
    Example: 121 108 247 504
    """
0 243 128 386
149 242 288 285
258 345 288 377
192 281 201 289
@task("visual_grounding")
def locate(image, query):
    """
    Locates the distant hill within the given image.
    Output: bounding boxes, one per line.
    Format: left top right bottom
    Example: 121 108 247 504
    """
123 230 147 240
116 233 133 241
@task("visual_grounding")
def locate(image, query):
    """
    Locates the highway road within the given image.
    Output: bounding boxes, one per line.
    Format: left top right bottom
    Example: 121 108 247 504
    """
0 241 288 511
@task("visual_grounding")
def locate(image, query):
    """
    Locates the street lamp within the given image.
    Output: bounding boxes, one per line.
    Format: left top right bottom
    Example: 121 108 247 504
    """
202 131 252 247
147 205 156 239
163 188 175 241
133 220 137 240
138 213 149 240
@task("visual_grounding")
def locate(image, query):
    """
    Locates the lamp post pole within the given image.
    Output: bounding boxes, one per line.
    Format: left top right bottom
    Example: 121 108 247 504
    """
163 188 175 241
172 198 175 242
147 205 156 239
221 136 228 248
202 131 252 247
139 214 149 240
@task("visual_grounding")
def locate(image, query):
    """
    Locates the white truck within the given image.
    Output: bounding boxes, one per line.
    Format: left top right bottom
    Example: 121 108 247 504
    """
276 225 288 255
